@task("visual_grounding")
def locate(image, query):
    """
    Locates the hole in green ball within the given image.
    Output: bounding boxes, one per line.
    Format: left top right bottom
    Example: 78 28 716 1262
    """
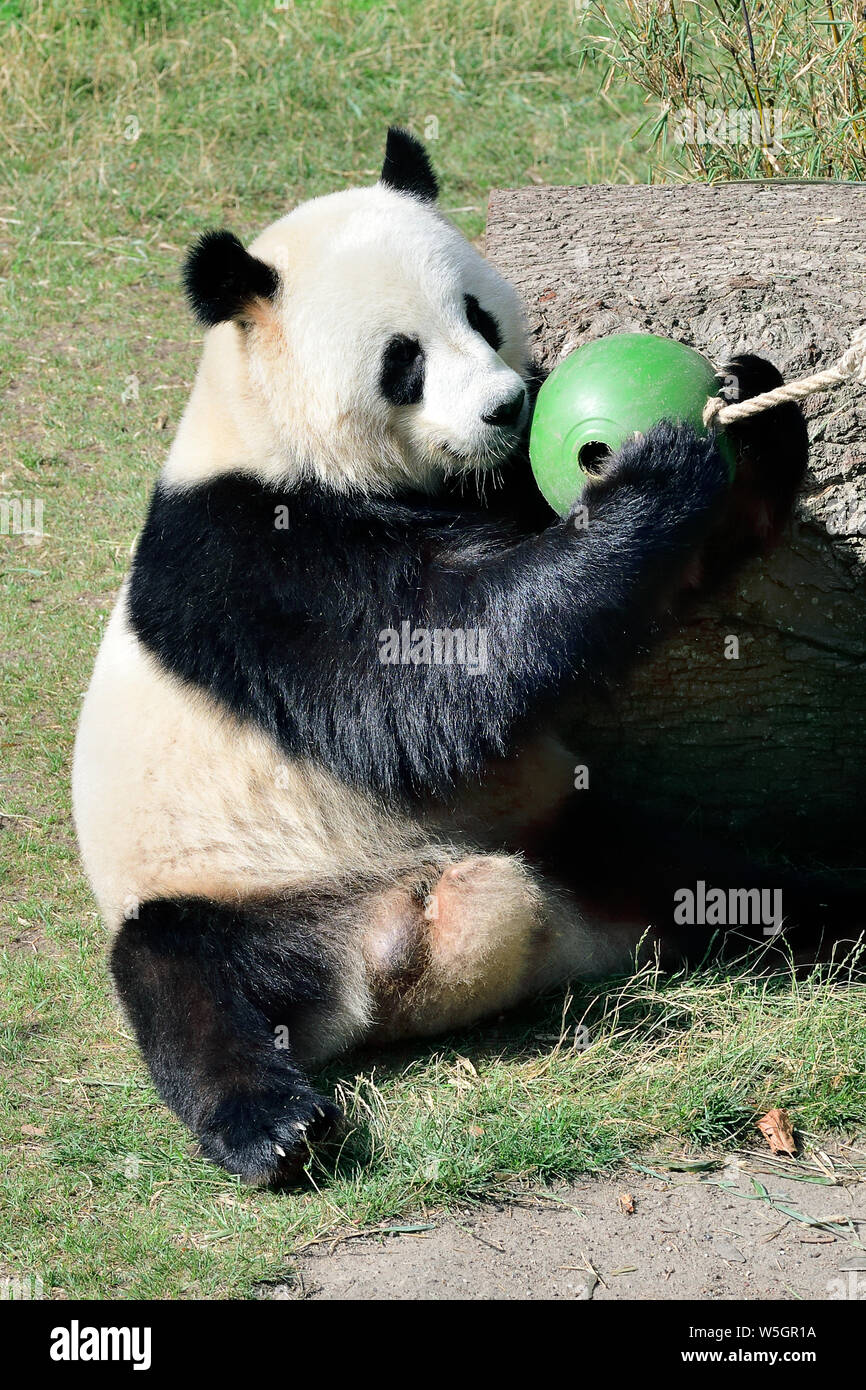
577 440 612 476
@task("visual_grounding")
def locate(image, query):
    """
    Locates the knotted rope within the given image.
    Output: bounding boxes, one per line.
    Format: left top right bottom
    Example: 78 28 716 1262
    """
703 324 866 428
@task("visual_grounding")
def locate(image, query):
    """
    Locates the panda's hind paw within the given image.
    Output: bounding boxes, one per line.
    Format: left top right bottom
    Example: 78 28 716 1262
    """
198 1085 341 1186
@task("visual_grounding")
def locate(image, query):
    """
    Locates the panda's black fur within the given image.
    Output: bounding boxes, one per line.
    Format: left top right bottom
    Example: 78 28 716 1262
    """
183 228 280 327
74 129 863 1187
380 124 439 201
111 896 344 1181
127 423 728 805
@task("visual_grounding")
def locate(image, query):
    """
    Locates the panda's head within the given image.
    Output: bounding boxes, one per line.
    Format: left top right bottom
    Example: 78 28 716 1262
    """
176 128 530 495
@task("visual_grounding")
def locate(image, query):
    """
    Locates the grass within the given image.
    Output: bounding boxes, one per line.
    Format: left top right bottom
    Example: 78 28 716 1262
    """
4 951 866 1298
1 0 864 1300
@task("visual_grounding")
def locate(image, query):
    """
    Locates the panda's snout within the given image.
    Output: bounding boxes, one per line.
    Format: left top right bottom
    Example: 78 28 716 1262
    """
481 387 526 429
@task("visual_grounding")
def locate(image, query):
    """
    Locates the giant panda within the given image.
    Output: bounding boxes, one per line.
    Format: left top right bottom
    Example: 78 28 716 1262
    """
73 128 856 1184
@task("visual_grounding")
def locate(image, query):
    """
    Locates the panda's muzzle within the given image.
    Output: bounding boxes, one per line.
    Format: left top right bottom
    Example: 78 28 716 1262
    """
481 387 526 429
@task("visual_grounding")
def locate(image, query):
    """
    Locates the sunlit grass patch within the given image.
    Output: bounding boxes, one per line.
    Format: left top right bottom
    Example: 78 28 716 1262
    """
3 939 864 1298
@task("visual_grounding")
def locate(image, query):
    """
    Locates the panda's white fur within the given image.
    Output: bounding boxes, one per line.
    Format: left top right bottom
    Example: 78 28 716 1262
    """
73 129 819 1182
74 589 409 924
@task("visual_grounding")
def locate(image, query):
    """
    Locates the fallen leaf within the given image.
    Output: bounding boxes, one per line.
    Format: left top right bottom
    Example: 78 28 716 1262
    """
155 413 169 431
757 1108 797 1156
618 1193 635 1215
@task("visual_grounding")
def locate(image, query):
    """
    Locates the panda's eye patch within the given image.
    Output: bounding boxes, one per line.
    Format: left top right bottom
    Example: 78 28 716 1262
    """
464 294 501 352
380 334 425 406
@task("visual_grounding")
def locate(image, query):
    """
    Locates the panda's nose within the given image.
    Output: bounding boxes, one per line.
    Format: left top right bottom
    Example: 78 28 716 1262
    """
482 388 526 428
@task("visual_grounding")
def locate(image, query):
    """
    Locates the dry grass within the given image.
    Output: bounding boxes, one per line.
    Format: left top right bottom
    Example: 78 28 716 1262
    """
585 0 866 181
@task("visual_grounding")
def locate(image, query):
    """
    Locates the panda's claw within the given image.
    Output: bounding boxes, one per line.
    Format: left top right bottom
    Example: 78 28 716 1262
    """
198 1085 341 1186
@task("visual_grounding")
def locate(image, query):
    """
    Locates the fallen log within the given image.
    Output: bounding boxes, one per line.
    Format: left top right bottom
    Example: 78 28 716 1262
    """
486 182 866 870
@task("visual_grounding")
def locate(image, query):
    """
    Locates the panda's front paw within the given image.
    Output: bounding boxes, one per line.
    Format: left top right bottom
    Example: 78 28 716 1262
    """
711 354 808 561
597 420 729 511
579 420 729 558
575 421 731 613
198 1085 341 1186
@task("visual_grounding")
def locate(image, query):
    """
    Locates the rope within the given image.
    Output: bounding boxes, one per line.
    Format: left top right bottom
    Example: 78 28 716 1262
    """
703 324 866 428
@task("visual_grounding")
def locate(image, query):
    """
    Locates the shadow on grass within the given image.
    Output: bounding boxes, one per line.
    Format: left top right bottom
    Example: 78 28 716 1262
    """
307 943 866 1190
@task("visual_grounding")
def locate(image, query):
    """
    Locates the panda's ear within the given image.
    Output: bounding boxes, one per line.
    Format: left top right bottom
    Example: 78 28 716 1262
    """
380 126 439 202
183 230 279 327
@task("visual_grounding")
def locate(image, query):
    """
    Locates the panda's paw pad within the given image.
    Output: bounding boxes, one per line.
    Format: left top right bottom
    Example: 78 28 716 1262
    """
199 1087 341 1186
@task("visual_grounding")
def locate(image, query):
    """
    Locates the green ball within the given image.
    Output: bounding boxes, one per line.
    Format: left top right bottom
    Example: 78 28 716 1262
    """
529 332 735 517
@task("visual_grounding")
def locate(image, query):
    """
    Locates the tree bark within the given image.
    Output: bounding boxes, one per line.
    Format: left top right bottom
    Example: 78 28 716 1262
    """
486 182 866 869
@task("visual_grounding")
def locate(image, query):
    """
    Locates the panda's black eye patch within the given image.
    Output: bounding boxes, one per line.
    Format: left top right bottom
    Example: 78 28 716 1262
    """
380 334 425 406
464 294 501 352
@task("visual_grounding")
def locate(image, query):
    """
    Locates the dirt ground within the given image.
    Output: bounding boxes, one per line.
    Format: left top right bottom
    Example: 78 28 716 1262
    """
291 1158 866 1301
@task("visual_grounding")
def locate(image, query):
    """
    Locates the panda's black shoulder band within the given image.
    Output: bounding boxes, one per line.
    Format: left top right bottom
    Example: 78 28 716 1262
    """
127 425 731 806
183 229 279 327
